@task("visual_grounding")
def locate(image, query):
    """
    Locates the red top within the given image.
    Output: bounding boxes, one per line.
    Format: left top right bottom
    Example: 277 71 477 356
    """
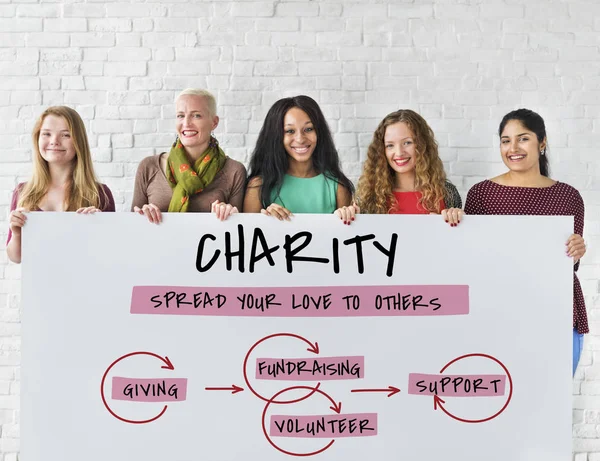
465 179 588 334
389 191 445 215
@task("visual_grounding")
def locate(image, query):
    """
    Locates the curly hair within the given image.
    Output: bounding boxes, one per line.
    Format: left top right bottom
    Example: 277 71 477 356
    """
357 109 447 214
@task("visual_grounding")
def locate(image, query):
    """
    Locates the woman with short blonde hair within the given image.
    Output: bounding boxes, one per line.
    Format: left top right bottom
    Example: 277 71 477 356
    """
131 88 246 222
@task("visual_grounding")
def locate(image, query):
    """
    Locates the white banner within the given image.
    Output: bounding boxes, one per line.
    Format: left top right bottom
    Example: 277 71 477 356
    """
22 213 573 461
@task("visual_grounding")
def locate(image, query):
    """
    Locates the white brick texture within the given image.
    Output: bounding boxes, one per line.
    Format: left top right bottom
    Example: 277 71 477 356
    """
0 1 599 460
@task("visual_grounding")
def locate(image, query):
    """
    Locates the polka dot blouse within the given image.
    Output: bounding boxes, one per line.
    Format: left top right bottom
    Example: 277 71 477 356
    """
465 180 588 334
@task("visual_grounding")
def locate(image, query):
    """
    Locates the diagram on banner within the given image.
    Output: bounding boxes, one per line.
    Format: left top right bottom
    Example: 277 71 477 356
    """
24 214 573 461
100 351 188 424
101 317 513 456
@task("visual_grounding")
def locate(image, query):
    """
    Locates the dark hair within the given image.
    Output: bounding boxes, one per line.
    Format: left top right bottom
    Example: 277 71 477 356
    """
498 108 549 177
247 95 354 208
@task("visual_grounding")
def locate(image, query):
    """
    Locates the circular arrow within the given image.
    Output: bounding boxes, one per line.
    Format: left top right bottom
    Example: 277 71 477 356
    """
100 351 174 424
261 385 341 457
434 353 513 424
243 333 321 404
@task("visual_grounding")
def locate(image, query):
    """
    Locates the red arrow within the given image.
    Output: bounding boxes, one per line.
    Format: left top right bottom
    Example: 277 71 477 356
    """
100 351 174 424
243 332 320 404
330 400 342 414
161 357 174 370
434 395 445 410
433 353 513 424
262 385 341 457
205 385 244 394
351 386 401 397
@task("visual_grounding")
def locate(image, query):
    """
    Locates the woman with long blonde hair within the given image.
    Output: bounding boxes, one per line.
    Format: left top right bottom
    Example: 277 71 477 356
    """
354 109 462 225
7 106 115 263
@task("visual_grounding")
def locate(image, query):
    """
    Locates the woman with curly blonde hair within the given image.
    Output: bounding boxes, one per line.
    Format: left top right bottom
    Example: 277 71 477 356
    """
354 109 462 225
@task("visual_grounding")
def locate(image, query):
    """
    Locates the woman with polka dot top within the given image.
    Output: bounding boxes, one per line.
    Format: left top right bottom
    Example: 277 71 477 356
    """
464 108 588 376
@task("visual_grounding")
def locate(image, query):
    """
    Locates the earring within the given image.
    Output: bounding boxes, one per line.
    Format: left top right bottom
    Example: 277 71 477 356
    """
540 148 546 156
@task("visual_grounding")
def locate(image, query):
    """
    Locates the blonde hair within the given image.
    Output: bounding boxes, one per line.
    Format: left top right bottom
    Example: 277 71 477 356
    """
18 106 105 211
357 109 447 214
176 88 217 117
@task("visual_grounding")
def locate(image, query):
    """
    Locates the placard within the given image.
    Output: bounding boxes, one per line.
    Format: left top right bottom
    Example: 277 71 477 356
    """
22 213 573 460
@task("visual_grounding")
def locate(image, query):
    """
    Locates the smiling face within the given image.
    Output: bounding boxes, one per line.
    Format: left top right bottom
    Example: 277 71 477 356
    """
384 122 417 177
500 119 545 174
175 94 219 151
282 107 317 166
38 114 77 166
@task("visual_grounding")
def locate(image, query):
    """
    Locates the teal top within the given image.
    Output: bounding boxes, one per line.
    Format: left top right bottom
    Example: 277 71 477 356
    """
270 174 338 213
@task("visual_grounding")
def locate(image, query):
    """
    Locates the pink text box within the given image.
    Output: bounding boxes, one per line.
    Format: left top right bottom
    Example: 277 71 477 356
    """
111 377 188 402
131 285 468 317
256 356 364 381
408 373 506 397
270 413 377 438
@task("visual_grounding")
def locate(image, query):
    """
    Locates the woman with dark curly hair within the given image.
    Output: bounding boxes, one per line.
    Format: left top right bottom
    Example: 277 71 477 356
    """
356 109 462 225
244 95 355 223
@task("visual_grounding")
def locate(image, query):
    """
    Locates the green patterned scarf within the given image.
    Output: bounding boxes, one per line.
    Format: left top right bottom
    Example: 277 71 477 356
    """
166 136 226 212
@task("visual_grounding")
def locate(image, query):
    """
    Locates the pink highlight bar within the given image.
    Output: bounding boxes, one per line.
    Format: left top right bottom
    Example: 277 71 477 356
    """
256 356 364 381
130 285 469 317
408 373 506 397
111 377 188 402
270 413 378 438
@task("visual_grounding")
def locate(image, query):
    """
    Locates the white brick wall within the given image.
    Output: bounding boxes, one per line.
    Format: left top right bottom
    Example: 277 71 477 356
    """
0 0 598 459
